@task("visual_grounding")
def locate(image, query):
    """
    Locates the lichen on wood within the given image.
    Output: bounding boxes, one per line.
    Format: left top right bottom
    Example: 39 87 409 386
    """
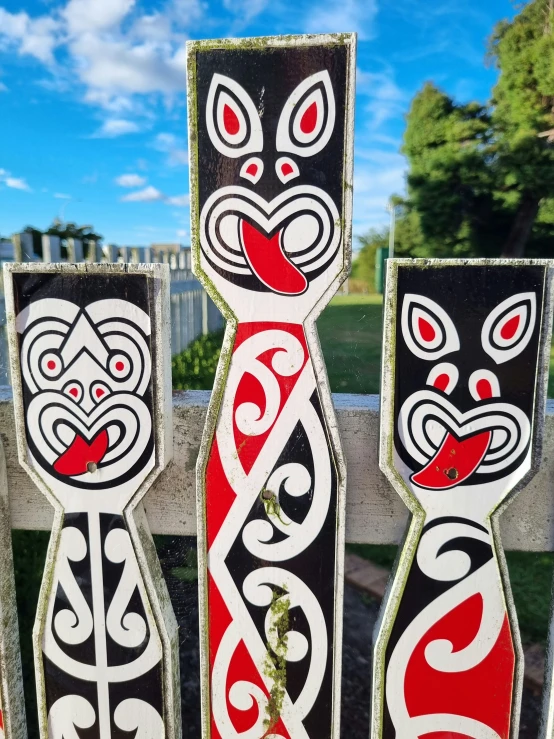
263 590 290 731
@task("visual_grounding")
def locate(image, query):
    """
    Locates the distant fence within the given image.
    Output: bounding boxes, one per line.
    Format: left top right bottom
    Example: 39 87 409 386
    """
0 235 225 383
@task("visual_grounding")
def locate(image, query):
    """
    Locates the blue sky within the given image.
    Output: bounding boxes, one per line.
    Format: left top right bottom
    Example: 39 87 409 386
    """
0 0 516 248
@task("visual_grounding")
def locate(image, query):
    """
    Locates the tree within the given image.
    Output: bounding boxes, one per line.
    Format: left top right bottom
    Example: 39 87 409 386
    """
46 219 102 244
489 0 554 256
366 0 554 261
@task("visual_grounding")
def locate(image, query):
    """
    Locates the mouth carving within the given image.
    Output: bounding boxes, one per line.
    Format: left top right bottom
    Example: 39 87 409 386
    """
240 220 307 295
200 185 341 294
54 429 109 476
398 390 531 489
26 392 152 485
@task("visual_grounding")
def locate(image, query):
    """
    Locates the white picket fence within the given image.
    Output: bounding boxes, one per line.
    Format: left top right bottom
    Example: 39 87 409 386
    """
0 236 224 384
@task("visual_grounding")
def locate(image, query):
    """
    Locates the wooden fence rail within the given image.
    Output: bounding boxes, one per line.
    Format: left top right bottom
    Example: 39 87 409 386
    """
1 387 554 551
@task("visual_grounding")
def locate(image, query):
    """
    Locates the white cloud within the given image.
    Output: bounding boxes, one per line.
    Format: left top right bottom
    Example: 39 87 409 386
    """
176 228 188 238
0 82 7 92
0 9 60 64
154 132 188 167
0 169 31 191
357 67 407 130
94 118 140 137
63 0 135 35
121 185 165 202
115 173 147 187
166 193 189 206
304 0 377 39
54 192 71 199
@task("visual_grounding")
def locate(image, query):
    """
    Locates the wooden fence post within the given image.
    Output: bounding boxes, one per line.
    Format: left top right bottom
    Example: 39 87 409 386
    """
188 32 356 738
0 436 26 739
374 259 554 739
4 263 179 739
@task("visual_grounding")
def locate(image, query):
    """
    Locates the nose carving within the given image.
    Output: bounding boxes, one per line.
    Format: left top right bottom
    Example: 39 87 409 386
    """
469 370 500 401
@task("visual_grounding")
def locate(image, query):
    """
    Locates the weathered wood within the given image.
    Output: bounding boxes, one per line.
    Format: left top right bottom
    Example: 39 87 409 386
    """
188 32 356 739
0 436 26 739
3 388 554 550
4 263 180 739
374 259 554 739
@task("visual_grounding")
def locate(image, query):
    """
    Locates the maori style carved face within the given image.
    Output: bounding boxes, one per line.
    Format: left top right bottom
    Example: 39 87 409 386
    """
194 45 348 305
13 275 154 493
393 265 545 495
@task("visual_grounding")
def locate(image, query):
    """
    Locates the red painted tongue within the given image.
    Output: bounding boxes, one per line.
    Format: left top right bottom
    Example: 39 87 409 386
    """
241 220 307 295
411 431 492 489
54 429 109 476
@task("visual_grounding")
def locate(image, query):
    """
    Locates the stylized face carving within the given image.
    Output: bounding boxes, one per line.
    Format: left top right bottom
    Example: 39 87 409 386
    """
13 274 154 490
393 265 546 490
193 45 348 298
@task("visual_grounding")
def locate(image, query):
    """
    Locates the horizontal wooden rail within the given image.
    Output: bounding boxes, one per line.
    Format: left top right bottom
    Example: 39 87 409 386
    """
2 386 554 550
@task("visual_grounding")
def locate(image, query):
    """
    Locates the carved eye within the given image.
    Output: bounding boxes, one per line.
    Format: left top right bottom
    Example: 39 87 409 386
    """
276 157 299 184
401 294 460 360
469 370 500 401
109 353 131 380
276 71 336 157
63 381 83 403
206 74 263 158
91 381 110 402
426 363 458 394
41 352 63 378
482 292 537 364
240 157 263 184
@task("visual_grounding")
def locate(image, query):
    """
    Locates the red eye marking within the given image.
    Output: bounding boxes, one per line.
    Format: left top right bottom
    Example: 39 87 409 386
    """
500 315 520 340
418 317 436 342
223 104 240 135
476 379 493 399
47 360 56 370
246 163 258 176
300 101 318 134
69 387 78 398
115 361 125 372
281 162 293 176
95 388 105 398
433 374 450 392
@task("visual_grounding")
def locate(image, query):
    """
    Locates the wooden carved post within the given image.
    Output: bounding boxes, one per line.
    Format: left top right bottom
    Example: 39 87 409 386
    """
374 260 553 739
187 33 356 738
0 437 27 739
4 264 179 739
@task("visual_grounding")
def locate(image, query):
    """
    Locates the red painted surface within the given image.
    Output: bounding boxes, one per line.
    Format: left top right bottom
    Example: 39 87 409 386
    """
206 323 308 736
405 595 514 739
240 221 308 295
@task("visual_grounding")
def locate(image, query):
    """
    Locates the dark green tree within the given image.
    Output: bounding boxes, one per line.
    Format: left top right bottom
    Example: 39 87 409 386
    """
489 0 554 256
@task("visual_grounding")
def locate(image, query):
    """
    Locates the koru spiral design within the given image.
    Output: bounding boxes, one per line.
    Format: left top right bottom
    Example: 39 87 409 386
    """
7 270 171 739
188 34 355 738
375 262 551 739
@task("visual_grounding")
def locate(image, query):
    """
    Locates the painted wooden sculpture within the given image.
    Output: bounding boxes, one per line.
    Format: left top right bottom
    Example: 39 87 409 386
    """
375 260 553 739
0 436 27 739
187 33 356 738
4 264 179 739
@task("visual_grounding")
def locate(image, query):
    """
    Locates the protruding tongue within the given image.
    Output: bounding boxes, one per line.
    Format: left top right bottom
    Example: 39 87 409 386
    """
241 220 307 295
54 429 109 476
412 431 492 489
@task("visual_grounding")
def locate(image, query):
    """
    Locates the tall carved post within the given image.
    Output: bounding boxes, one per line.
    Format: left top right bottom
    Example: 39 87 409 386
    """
4 264 179 739
374 259 553 739
187 33 356 738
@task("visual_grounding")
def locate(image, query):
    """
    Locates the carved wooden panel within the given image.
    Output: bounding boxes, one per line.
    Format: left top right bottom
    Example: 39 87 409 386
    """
4 264 179 739
374 259 553 739
187 33 356 739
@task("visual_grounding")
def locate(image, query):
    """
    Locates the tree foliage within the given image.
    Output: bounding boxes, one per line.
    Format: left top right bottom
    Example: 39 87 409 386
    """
356 0 554 273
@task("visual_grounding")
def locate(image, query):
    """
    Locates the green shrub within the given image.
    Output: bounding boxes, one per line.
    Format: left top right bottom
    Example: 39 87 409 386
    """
172 330 224 390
